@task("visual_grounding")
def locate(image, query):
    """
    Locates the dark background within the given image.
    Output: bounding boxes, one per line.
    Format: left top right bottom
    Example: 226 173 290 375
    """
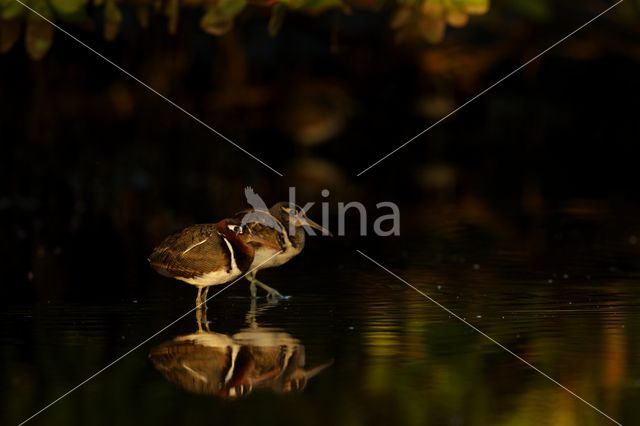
2 2 640 424
2 1 639 302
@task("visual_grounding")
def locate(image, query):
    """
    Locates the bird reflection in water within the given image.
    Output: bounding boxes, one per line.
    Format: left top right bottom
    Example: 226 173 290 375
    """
149 300 332 398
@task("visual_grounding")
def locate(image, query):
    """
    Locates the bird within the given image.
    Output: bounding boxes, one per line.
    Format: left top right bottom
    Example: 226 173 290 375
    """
236 202 330 299
148 218 281 308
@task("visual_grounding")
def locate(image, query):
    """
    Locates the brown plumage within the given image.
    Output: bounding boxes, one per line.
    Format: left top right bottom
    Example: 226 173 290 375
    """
149 222 252 281
148 218 281 305
234 202 330 299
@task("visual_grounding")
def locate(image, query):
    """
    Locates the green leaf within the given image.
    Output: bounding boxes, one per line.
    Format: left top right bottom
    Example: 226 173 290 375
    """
450 0 489 14
1 0 24 20
104 0 122 40
268 3 285 36
508 0 551 21
50 0 87 15
200 0 247 36
217 0 247 19
200 6 233 35
277 0 303 9
278 0 344 12
25 1 54 60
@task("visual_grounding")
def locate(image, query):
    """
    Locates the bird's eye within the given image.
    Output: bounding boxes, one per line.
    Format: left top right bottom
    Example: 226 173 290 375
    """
227 224 242 234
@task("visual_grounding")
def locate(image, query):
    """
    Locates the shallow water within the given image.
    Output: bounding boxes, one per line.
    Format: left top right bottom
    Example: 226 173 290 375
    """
3 204 640 426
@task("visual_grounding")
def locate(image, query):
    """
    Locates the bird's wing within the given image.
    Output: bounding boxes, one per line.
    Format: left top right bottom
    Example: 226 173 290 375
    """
149 224 230 278
245 221 286 248
237 209 286 234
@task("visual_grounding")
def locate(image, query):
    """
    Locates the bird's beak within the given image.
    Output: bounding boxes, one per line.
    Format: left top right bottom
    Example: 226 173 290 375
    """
302 217 333 237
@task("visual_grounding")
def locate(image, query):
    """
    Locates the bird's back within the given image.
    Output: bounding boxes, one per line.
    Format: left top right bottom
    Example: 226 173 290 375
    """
149 224 231 280
247 220 304 269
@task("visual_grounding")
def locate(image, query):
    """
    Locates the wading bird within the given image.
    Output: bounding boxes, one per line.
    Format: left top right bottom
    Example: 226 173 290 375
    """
238 202 330 299
148 218 280 307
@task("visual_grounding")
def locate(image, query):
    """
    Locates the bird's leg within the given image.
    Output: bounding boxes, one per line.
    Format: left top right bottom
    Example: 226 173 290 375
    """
202 286 209 305
254 279 285 300
196 304 205 332
247 271 258 299
196 287 203 309
195 287 204 332
202 286 210 329
247 271 286 300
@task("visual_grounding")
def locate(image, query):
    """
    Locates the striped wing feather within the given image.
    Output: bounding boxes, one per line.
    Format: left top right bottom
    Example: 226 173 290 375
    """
234 210 286 250
248 221 285 249
149 224 230 279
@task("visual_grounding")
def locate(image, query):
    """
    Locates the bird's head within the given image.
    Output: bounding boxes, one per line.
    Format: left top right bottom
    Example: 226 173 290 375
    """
216 219 281 252
269 202 331 236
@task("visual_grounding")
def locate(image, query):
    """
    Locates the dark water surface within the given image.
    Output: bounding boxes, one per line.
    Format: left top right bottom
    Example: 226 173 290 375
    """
3 204 640 426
